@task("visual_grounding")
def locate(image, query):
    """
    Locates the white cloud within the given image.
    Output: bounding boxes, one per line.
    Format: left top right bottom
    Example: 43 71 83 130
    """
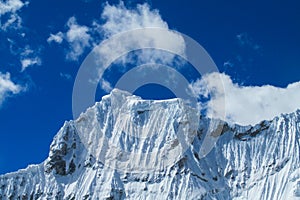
190 72 300 126
46 17 92 61
0 0 28 30
99 78 113 93
1 1 42 74
100 2 168 37
0 72 22 106
20 46 42 71
65 17 91 61
86 2 186 93
96 2 185 66
48 2 187 101
21 57 41 71
1 13 22 30
48 2 185 65
0 0 25 15
47 32 64 44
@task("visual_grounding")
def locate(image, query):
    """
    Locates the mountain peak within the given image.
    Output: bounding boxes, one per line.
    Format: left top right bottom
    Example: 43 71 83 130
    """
73 88 199 173
1 92 300 199
108 88 136 99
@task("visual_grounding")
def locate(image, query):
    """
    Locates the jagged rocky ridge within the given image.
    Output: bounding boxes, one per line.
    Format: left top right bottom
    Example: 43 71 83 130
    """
0 89 300 199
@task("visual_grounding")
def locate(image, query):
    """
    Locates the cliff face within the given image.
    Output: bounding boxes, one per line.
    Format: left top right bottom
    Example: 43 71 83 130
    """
1 89 300 200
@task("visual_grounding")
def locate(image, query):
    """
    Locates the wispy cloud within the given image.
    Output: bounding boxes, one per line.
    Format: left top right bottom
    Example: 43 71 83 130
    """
1 1 42 72
190 72 300 125
47 2 185 63
99 78 112 93
59 72 72 80
236 32 261 51
0 0 29 30
223 60 234 68
21 57 41 71
65 17 91 61
95 2 185 66
0 72 22 106
93 2 185 93
48 2 186 94
100 2 168 37
47 17 92 61
20 46 42 71
0 0 26 14
222 32 263 82
47 32 64 44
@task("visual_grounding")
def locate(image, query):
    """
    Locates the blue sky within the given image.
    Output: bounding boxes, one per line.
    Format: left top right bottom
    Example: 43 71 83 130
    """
0 0 300 174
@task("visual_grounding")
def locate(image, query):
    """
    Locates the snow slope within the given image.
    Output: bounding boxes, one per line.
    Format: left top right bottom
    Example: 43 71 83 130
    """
0 89 300 200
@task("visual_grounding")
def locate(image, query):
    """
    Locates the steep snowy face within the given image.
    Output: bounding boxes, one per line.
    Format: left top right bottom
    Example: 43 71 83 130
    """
221 110 300 199
73 89 199 172
0 90 300 200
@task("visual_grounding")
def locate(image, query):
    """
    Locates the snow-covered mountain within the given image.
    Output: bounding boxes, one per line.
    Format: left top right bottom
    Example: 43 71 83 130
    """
1 89 300 200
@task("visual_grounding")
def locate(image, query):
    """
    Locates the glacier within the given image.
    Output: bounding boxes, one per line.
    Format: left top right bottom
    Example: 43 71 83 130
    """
0 89 300 199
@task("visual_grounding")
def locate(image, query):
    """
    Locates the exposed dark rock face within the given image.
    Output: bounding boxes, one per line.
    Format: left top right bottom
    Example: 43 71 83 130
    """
45 124 78 176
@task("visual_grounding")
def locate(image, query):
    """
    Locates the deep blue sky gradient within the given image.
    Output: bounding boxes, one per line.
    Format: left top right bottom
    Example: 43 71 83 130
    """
0 0 299 174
